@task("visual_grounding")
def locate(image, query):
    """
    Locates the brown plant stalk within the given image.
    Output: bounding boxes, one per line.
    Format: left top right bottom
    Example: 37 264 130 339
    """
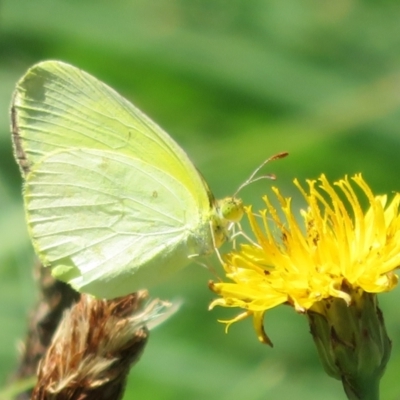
31 291 150 400
13 263 80 400
11 262 155 400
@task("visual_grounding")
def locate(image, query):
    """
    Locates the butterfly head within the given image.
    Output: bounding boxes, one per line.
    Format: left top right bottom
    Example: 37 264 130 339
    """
208 196 244 249
217 196 244 223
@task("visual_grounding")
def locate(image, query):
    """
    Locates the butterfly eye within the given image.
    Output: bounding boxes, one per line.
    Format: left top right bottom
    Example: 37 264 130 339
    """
218 197 244 223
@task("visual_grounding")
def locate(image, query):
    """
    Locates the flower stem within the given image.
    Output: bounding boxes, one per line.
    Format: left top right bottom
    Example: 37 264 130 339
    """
342 375 380 400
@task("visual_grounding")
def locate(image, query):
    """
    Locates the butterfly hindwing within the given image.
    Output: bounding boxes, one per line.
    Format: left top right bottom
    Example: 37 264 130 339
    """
24 148 208 298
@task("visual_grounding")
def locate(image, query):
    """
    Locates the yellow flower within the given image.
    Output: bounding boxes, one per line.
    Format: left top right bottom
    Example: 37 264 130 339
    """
209 174 400 345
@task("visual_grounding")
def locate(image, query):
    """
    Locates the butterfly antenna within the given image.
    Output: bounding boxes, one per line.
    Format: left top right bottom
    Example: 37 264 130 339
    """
234 151 288 196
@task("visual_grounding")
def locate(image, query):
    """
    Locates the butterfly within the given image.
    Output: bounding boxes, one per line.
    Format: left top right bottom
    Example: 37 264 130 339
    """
11 61 244 299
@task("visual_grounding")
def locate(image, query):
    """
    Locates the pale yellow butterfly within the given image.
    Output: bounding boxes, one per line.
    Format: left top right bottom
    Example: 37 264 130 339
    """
11 61 246 299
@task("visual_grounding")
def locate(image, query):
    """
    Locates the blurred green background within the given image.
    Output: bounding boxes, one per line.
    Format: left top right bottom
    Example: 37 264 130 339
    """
1 1 400 399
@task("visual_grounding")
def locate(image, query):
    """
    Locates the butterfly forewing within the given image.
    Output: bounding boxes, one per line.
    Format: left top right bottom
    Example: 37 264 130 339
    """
12 61 207 197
